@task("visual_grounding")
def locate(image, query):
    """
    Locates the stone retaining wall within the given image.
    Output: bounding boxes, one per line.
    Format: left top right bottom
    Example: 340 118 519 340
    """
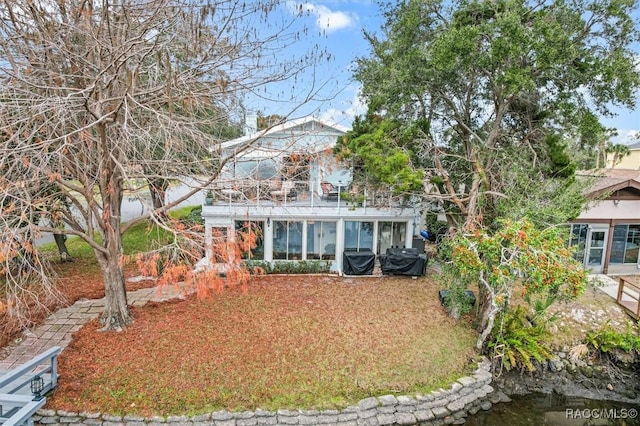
35 358 507 426
493 349 640 404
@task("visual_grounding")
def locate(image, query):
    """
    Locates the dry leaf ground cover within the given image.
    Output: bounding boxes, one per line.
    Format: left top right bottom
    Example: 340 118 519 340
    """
0 256 156 350
46 275 478 417
1 219 171 349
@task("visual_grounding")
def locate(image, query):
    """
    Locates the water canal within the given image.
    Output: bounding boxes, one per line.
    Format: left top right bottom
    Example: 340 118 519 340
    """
466 392 639 425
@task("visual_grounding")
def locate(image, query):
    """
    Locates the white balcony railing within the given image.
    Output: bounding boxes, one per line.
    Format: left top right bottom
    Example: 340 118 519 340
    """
202 179 406 209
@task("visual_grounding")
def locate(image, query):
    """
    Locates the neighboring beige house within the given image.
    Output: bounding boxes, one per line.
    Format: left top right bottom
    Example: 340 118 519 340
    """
569 169 640 274
606 141 640 169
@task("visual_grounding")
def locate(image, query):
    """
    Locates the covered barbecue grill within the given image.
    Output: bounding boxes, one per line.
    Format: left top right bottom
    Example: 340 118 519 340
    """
379 247 427 276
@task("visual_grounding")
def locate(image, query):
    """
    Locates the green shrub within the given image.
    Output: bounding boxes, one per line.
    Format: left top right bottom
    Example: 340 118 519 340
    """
339 192 366 207
487 305 554 372
424 212 447 236
271 260 332 274
586 322 640 354
439 280 475 320
181 205 203 226
242 260 273 275
241 260 331 275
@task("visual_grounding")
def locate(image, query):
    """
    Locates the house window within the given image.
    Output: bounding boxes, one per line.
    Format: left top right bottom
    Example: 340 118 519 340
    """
273 221 303 260
344 221 374 252
610 224 640 264
378 221 407 253
234 159 278 179
568 224 588 263
307 221 337 260
234 221 264 260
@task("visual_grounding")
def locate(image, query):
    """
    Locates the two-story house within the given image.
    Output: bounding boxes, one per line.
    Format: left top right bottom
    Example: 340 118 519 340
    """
200 115 423 273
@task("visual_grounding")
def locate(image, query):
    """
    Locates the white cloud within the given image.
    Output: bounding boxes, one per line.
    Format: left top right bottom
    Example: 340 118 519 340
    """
610 128 640 145
288 2 355 33
319 86 366 127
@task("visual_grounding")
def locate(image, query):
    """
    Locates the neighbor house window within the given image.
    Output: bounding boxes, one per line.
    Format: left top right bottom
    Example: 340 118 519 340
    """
234 221 264 260
344 221 374 252
307 221 337 260
273 221 303 260
610 224 640 264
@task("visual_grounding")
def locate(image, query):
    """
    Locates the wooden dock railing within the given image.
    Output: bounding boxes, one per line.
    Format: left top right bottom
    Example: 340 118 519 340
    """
617 276 640 320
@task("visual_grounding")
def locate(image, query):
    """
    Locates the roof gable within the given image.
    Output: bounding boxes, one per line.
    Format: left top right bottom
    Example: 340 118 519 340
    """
221 116 350 152
579 169 640 198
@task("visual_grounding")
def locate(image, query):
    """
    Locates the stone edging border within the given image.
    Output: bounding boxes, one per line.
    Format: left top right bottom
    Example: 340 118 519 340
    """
34 357 510 425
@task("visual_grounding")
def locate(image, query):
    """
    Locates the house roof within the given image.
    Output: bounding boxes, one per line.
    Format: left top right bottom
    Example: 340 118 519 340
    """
221 116 350 151
627 141 640 150
578 169 640 198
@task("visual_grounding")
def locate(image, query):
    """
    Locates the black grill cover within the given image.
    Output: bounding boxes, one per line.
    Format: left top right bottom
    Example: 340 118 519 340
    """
380 248 427 276
343 250 375 275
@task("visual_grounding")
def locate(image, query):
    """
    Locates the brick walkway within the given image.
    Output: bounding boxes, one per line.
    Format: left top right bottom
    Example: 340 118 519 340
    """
0 283 187 372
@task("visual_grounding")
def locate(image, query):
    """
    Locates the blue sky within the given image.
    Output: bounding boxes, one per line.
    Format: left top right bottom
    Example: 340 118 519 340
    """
257 1 639 145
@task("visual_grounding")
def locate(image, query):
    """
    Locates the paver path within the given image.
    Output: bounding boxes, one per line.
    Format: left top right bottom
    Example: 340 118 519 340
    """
0 282 185 371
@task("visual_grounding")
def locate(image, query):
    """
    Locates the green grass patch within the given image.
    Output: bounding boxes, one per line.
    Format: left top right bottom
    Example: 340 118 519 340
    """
39 205 200 258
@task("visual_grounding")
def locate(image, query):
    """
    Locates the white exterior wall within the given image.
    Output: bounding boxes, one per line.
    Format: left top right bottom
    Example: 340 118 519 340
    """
578 199 640 220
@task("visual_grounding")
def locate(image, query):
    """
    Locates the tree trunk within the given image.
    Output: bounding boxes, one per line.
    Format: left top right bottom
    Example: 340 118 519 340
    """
476 302 499 350
148 177 169 218
96 250 132 331
53 233 72 262
476 284 492 331
476 273 496 350
95 137 132 331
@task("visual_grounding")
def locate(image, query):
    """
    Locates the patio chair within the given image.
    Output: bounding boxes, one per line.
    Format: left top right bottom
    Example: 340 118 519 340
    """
320 182 339 201
271 181 297 200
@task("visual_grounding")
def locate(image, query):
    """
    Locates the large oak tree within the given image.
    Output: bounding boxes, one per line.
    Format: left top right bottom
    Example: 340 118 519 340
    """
341 0 640 230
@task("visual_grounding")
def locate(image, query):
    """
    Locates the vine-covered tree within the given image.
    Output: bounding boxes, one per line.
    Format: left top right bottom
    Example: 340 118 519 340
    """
340 0 640 230
0 0 324 331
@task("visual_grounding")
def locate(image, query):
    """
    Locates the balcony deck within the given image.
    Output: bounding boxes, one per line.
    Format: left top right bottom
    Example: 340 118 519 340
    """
202 179 411 216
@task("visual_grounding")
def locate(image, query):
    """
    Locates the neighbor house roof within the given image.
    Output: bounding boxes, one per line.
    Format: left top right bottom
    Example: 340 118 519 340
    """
221 116 350 151
578 169 640 198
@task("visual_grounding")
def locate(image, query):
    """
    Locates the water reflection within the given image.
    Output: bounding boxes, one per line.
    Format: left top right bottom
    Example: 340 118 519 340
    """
466 393 640 426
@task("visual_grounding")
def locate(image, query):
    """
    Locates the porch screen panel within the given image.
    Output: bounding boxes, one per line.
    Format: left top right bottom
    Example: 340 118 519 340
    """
625 225 640 264
378 222 407 253
307 221 337 260
344 221 374 251
273 221 303 260
234 221 264 260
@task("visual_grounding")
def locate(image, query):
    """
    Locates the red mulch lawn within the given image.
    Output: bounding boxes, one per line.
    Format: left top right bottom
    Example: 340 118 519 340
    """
46 275 477 417
0 257 156 349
